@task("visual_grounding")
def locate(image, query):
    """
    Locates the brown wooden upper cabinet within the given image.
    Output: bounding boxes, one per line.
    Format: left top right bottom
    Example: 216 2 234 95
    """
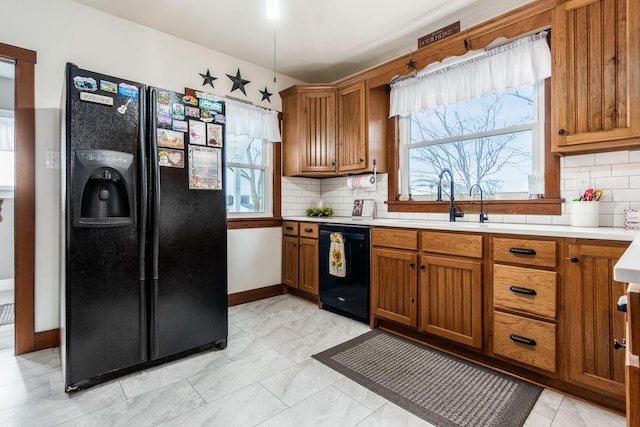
280 82 387 177
551 0 640 153
281 85 337 176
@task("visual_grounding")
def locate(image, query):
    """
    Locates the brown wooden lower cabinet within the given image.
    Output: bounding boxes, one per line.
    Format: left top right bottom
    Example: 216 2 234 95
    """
419 255 482 349
282 235 299 288
567 242 627 398
298 237 319 294
493 311 556 372
282 221 319 295
368 227 631 413
371 247 417 327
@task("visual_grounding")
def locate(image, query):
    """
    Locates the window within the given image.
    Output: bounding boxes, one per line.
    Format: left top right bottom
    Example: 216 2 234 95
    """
399 82 544 199
0 110 14 190
225 134 273 217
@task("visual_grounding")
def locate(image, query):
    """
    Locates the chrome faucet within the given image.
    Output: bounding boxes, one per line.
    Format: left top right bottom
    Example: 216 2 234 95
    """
469 184 489 223
437 168 464 222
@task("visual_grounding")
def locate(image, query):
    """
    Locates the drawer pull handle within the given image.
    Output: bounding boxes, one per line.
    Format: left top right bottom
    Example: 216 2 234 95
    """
304 228 313 232
285 226 294 231
509 334 537 346
509 247 537 256
509 286 537 296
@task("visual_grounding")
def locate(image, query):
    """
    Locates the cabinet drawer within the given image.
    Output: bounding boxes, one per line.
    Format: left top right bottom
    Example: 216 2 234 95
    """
282 221 299 236
493 238 557 268
493 311 556 372
493 265 557 318
421 231 483 258
372 227 418 250
299 222 319 239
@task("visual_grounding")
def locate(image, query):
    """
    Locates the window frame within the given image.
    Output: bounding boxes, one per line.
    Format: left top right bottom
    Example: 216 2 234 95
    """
386 78 562 215
225 136 273 218
226 139 282 229
398 81 546 200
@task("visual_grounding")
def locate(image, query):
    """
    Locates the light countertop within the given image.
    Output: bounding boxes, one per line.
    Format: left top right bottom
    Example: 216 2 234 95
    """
614 233 640 284
284 216 638 242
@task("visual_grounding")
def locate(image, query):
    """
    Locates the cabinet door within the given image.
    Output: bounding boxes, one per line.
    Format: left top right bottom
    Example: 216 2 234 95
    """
338 82 367 173
567 243 627 396
298 237 319 295
371 248 418 327
300 91 337 173
282 235 299 288
552 0 640 153
419 255 483 349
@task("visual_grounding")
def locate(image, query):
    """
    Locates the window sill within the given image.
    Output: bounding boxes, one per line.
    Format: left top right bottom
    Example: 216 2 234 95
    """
227 217 283 229
386 199 563 215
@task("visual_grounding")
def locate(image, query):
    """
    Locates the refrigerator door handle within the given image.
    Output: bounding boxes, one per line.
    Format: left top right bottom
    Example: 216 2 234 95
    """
149 87 161 358
138 83 149 362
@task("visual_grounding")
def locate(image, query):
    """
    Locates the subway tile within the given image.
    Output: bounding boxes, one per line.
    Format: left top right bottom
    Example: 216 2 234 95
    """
580 165 611 178
599 214 614 227
612 189 640 202
611 162 640 177
564 154 595 167
595 150 629 165
630 150 640 162
594 176 630 190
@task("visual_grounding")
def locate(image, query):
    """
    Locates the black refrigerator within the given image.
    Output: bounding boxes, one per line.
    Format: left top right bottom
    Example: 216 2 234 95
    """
61 63 228 391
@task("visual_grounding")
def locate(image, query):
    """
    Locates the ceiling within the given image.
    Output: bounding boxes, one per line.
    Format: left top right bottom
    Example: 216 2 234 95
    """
72 0 535 83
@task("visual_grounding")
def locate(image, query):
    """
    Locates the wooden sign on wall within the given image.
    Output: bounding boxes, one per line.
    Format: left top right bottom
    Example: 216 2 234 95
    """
418 21 461 48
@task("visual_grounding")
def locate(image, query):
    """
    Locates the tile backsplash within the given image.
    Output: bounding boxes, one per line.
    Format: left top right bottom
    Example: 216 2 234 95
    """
282 149 640 227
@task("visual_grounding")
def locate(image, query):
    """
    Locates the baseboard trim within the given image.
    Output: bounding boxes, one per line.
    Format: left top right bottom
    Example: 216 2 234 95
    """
228 284 286 307
34 328 60 351
287 287 320 304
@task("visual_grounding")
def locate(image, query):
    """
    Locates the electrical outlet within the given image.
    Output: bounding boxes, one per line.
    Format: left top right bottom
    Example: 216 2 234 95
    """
575 172 590 193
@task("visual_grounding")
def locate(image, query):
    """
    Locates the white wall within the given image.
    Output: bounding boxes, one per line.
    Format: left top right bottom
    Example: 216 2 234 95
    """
283 150 640 227
227 228 282 294
0 0 304 332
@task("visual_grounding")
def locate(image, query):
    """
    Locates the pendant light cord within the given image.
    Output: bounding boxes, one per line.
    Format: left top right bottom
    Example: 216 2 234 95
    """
273 26 277 83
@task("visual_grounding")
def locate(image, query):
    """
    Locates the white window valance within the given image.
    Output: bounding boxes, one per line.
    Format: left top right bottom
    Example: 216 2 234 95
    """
0 109 14 151
195 91 281 142
389 32 551 117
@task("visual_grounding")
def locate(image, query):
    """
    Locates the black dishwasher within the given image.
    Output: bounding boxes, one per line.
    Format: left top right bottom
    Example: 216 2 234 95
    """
319 224 370 323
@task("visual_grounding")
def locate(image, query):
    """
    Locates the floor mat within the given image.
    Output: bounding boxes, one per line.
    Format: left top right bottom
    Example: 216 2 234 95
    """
313 329 542 427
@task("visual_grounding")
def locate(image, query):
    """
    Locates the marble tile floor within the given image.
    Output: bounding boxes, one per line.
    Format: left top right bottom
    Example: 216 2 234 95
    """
0 294 628 426
0 289 14 305
0 289 14 353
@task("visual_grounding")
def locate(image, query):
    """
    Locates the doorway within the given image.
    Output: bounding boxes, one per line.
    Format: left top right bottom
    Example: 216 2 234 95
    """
0 42 37 355
0 58 15 352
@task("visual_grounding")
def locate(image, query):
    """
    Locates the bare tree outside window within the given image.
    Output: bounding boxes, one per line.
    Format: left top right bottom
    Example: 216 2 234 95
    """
403 84 540 198
226 135 271 214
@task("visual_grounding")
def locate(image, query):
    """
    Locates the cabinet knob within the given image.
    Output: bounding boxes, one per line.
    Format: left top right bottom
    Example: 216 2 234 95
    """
359 158 364 162
558 128 566 135
409 262 415 268
570 257 579 264
331 161 336 166
420 265 426 270
614 338 626 350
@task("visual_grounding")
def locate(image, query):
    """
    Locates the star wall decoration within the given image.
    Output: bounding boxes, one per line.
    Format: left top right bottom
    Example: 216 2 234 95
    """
226 68 250 96
259 86 273 103
199 69 217 88
406 58 416 70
